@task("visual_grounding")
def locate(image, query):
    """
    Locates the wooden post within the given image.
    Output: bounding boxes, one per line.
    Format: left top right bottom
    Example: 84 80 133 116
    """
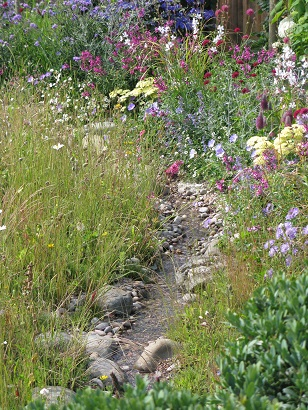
269 0 278 48
15 0 20 14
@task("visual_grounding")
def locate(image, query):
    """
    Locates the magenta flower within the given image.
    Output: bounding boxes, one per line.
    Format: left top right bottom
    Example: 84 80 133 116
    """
246 8 254 16
165 160 183 176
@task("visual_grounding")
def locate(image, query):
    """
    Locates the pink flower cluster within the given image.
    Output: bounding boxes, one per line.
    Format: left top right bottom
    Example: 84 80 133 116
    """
80 50 105 75
165 160 184 176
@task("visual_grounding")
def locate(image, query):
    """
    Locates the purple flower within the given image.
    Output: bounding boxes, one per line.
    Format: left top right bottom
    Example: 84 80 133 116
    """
280 243 290 254
203 218 212 228
127 102 135 111
34 41 40 46
269 246 278 257
264 239 275 249
302 225 308 235
215 144 225 158
286 226 297 240
264 268 274 280
285 207 299 220
276 224 284 239
208 139 215 148
73 56 81 61
262 203 274 215
285 255 292 267
229 134 238 143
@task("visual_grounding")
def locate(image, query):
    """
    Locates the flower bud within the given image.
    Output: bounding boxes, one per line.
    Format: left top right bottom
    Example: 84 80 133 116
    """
256 113 266 130
260 95 268 110
281 109 293 126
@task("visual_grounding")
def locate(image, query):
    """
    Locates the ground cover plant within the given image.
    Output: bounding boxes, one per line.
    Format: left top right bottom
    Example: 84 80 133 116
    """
0 0 307 408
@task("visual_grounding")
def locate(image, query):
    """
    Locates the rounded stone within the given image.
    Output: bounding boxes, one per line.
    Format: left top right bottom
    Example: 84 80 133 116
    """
134 338 177 373
86 358 125 386
95 287 133 317
31 386 75 406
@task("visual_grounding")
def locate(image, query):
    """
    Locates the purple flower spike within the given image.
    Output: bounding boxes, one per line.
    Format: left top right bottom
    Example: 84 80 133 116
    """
285 207 299 220
302 225 308 235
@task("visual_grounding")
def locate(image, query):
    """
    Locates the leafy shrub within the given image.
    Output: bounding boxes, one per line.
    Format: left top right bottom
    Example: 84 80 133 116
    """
216 272 308 409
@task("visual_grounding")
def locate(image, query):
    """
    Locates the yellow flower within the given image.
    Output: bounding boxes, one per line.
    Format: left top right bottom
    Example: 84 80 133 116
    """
48 243 54 248
99 375 108 381
246 136 267 147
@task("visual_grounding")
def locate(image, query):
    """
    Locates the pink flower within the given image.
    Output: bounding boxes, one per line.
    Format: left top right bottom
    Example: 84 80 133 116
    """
246 8 254 16
234 27 241 33
165 160 184 176
221 5 229 12
215 9 222 17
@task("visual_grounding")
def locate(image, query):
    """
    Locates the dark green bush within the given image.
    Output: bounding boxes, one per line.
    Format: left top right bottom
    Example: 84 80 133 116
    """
215 272 308 409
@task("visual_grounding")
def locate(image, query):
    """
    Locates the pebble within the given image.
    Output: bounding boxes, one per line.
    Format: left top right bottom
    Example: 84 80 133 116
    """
104 326 113 334
95 322 109 331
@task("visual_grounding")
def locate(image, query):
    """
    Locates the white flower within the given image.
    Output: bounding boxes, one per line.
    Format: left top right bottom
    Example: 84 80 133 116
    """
40 388 50 395
0 225 6 231
278 17 295 38
52 143 64 150
189 148 197 159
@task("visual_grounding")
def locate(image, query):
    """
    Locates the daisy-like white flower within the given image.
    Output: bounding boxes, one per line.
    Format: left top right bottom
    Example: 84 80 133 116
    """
52 143 64 150
0 225 6 231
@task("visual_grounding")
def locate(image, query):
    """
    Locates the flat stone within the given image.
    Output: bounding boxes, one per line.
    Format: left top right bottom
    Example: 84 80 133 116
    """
86 358 125 387
134 338 177 373
204 239 221 257
84 332 118 358
95 287 133 317
31 386 75 406
175 256 224 292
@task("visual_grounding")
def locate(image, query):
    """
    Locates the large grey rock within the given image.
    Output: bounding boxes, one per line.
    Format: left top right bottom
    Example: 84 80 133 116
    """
134 338 177 373
95 287 133 317
34 332 74 352
83 331 118 358
175 256 223 292
86 358 125 387
31 386 75 406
